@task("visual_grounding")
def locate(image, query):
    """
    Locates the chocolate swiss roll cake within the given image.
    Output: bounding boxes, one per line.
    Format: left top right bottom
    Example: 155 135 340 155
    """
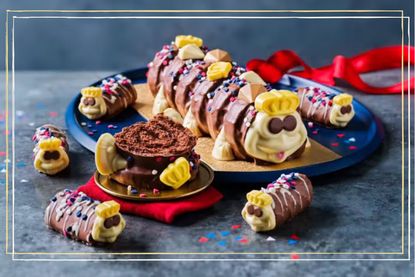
242 172 313 232
32 124 70 175
45 189 125 245
78 74 137 120
297 86 355 127
149 35 309 164
95 115 200 191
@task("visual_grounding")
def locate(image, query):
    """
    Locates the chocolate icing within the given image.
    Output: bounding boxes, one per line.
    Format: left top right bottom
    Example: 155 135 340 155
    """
112 115 199 190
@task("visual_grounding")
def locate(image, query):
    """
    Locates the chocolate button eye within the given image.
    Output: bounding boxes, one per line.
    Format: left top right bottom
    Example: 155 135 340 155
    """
340 105 352 114
247 205 255 215
44 151 60 160
104 217 113 229
88 98 96 106
254 208 263 217
268 118 283 134
283 115 297 131
112 215 121 226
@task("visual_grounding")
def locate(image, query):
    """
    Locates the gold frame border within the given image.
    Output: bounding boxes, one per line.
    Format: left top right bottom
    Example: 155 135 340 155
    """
3 9 410 260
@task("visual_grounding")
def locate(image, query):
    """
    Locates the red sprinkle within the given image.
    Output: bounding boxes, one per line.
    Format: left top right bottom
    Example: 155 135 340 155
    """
139 193 147 198
336 133 345 138
349 145 358 150
0 152 6 157
312 130 318 135
153 188 160 195
239 238 249 244
331 142 339 147
291 253 300 260
49 111 58 117
198 237 209 243
95 120 101 125
231 224 241 230
155 157 163 163
290 234 300 240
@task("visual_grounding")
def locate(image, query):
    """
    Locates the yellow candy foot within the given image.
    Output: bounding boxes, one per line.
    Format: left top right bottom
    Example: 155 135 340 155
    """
159 157 191 189
207 62 232 81
175 35 203 48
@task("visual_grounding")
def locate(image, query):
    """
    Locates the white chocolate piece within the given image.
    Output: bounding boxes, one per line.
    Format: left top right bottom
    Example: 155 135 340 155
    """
34 142 69 175
241 202 276 232
178 44 205 60
163 108 183 124
95 133 127 176
240 71 266 85
212 128 235 161
78 92 107 120
183 107 202 137
329 104 355 127
91 201 126 243
152 85 169 115
244 111 307 163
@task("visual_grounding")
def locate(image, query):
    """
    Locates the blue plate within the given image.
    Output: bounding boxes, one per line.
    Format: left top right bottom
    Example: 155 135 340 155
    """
66 68 384 183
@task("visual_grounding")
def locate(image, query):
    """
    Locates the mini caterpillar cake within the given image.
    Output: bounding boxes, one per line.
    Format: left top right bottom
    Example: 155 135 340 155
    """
297 87 355 127
147 35 309 164
241 172 313 232
45 189 125 245
95 115 200 191
78 74 137 120
32 124 70 175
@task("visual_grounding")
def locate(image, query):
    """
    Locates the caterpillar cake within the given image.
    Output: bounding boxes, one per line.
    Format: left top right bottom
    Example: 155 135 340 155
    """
95 115 200 191
78 74 137 120
45 189 125 245
32 124 70 175
241 172 313 232
297 87 355 127
147 35 309 164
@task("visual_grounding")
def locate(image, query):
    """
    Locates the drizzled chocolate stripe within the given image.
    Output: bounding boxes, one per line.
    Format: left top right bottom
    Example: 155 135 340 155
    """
266 173 313 226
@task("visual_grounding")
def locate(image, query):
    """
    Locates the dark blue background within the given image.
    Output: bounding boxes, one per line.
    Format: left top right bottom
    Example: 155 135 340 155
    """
3 0 413 70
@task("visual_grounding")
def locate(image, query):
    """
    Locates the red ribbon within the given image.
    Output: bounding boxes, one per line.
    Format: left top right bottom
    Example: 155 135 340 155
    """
247 46 414 94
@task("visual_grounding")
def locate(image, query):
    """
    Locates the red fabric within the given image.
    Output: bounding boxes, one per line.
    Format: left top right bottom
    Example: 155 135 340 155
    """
247 45 414 94
77 176 223 224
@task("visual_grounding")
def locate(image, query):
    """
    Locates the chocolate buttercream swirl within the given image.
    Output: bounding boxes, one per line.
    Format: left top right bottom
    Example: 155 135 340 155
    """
114 115 197 157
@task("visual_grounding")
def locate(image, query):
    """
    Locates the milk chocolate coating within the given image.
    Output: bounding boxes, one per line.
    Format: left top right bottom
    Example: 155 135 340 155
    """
112 115 200 190
267 173 313 226
33 124 69 158
297 87 337 126
100 76 137 119
45 189 101 245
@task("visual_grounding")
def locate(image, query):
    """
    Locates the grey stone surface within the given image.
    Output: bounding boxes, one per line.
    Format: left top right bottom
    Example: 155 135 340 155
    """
0 70 413 276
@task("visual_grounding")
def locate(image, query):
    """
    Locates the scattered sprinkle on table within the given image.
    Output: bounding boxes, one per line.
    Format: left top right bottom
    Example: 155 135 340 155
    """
220 231 231 237
49 111 58 117
336 133 345 138
349 145 358 150
291 253 300 260
331 142 339 147
266 236 276 241
198 237 209 243
231 224 241 230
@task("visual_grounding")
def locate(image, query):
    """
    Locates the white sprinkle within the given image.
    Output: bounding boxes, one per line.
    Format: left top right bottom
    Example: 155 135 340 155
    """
16 110 25 117
1 169 6 173
173 85 177 91
266 236 276 241
28 122 35 127
307 122 314 128
245 122 251 127
152 170 158 175
81 122 87 126
20 179 28 183
127 185 132 195
349 137 356 142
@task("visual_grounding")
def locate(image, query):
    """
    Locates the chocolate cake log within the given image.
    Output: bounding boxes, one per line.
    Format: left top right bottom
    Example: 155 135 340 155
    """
297 87 355 127
45 189 125 245
32 124 70 175
95 115 200 192
148 35 309 164
241 172 313 232
78 74 137 120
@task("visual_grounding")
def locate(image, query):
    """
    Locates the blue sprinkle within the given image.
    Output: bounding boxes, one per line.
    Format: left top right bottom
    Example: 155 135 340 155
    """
288 239 298 245
131 188 138 194
206 232 216 239
76 211 82 218
235 235 242 241
344 140 351 144
217 240 227 247
50 197 57 202
16 161 26 168
66 226 72 232
220 231 231 237
82 214 88 221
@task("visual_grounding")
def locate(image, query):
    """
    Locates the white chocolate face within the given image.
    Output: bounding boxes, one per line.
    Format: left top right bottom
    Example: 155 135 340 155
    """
34 147 69 175
241 202 276 232
78 95 107 119
244 111 308 163
91 213 126 243
329 104 355 127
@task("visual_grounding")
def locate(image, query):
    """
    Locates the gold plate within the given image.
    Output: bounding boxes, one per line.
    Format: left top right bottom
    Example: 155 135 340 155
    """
133 83 341 172
94 162 214 202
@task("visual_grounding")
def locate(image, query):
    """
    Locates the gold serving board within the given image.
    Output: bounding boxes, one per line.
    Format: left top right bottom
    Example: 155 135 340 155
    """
94 162 214 201
132 83 341 172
